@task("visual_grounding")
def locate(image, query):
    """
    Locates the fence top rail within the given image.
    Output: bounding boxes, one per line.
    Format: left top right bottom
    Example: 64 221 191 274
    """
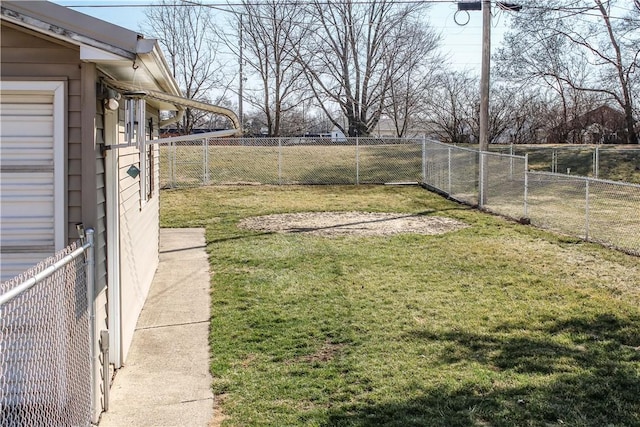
489 144 640 152
155 129 238 145
482 150 527 161
427 139 478 154
428 139 528 160
158 136 433 146
528 170 640 188
0 240 91 306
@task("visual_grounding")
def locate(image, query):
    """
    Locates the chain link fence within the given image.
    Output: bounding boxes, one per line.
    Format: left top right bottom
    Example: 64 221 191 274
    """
159 137 424 187
422 142 479 204
0 234 94 427
488 144 640 184
527 172 640 254
422 141 530 221
484 151 529 221
158 136 638 255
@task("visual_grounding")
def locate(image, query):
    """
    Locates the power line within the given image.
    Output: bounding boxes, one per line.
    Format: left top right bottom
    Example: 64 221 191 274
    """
59 0 638 22
61 0 459 7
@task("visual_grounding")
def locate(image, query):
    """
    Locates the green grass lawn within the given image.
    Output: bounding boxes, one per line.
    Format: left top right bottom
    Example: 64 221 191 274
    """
160 185 640 427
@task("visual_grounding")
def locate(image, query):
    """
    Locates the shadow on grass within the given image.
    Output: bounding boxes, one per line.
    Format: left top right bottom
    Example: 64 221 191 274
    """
323 314 640 427
207 231 274 244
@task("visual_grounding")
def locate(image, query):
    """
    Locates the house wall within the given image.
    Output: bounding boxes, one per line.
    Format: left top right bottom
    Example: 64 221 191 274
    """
2 19 164 418
1 23 108 420
115 105 161 361
0 24 108 284
90 69 110 420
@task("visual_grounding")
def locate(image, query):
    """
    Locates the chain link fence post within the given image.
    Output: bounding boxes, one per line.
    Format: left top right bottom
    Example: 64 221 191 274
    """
85 228 96 424
356 137 360 185
585 178 590 241
524 153 529 219
278 138 283 185
447 146 452 195
479 151 485 208
203 139 209 185
169 141 176 188
422 136 426 183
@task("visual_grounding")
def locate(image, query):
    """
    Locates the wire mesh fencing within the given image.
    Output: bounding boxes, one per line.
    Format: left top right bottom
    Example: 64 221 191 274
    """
0 238 93 427
527 172 640 255
483 152 529 220
158 136 638 255
489 145 640 183
159 137 425 187
422 142 479 205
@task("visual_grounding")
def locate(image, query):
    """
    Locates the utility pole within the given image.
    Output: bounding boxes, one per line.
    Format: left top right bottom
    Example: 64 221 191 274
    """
458 1 520 206
479 0 491 206
238 15 244 134
479 0 490 152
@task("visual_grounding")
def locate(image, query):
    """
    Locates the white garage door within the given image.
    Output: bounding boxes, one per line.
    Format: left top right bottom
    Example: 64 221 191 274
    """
0 81 65 282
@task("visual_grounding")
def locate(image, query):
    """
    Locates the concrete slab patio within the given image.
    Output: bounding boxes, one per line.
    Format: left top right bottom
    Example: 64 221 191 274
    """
99 228 213 427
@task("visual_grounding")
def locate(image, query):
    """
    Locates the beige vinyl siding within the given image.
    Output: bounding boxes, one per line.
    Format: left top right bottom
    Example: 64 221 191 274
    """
95 103 108 293
116 107 160 361
1 24 82 248
2 23 108 418
94 99 109 416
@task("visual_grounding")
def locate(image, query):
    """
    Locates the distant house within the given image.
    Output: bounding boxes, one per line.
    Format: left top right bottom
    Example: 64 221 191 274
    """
331 127 347 142
372 116 440 139
547 105 628 144
1 1 238 421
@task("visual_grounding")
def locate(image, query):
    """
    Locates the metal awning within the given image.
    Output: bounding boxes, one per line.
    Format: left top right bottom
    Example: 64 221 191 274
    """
103 78 241 133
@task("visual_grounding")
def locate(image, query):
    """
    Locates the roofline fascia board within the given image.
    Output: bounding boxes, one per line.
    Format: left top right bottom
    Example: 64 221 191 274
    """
1 6 135 60
2 1 141 51
151 44 182 96
81 45 127 62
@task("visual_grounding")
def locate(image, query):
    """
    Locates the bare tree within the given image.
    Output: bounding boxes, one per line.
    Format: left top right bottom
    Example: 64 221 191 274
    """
496 0 639 144
199 96 236 130
425 72 477 144
384 20 441 138
299 0 438 137
504 91 545 145
143 0 223 134
223 1 309 137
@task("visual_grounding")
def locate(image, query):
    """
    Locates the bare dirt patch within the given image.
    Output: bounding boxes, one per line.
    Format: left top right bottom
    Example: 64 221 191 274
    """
297 342 345 364
238 211 469 237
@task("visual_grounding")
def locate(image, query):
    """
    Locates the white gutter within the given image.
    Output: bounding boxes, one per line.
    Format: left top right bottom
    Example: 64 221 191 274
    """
159 109 185 129
104 78 241 133
135 40 182 98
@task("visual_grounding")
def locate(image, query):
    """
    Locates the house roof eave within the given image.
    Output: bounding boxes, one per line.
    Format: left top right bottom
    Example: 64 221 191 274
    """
1 1 182 100
1 1 141 55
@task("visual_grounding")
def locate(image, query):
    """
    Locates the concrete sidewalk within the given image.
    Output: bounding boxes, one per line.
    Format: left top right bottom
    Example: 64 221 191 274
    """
99 228 213 427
